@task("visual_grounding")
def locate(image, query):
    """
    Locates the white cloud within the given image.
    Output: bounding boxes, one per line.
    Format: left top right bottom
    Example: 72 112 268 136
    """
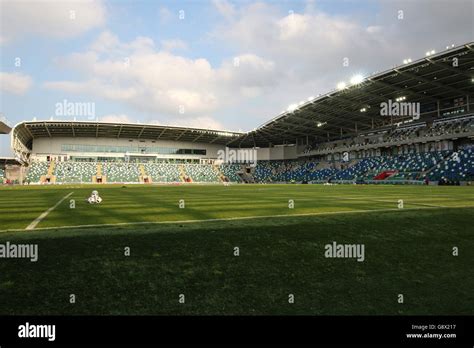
217 53 277 98
89 31 121 53
212 0 236 21
0 72 33 95
90 31 155 54
100 114 133 124
44 31 276 128
162 116 224 130
158 7 173 24
161 39 188 52
37 1 474 133
278 13 311 40
98 114 224 131
208 0 473 129
1 0 106 43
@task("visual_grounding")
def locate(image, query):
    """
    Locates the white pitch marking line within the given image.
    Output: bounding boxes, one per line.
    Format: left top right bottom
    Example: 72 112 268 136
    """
3 204 470 234
25 192 74 230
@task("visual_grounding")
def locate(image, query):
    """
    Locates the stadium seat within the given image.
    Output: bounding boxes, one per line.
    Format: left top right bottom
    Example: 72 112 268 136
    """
182 164 221 182
102 162 140 183
427 147 474 182
219 163 243 182
55 162 96 183
20 145 474 185
143 163 182 182
25 162 49 183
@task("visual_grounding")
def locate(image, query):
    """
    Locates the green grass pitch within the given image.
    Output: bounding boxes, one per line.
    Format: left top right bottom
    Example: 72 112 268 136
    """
0 184 473 315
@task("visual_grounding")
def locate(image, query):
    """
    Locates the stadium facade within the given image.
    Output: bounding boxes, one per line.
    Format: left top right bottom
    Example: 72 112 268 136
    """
2 42 474 185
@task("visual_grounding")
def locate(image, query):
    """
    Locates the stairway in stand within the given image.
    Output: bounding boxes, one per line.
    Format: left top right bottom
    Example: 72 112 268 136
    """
40 161 56 183
179 165 190 182
213 164 226 182
92 163 106 183
139 164 152 183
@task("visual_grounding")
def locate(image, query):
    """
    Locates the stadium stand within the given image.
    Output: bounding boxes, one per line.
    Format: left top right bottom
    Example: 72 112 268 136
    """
424 117 474 138
308 168 338 182
332 158 381 181
253 159 322 183
219 163 243 182
25 162 49 183
102 162 140 183
332 151 451 181
428 147 474 182
55 162 96 183
183 164 221 183
11 43 474 187
304 117 474 156
143 163 182 183
22 146 474 185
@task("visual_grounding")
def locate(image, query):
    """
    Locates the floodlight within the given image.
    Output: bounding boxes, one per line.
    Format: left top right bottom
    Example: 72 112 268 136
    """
287 104 298 112
350 75 364 85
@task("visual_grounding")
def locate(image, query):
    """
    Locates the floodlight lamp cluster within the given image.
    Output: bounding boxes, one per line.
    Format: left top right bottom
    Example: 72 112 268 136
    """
336 74 365 91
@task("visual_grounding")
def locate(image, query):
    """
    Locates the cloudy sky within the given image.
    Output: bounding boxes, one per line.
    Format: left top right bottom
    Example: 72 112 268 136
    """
0 0 473 155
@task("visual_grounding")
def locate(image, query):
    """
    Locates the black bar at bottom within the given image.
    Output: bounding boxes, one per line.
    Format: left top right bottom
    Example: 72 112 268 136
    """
0 315 473 345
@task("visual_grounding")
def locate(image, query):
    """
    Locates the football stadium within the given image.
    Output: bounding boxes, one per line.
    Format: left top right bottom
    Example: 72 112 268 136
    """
1 41 473 318
1 4 474 338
